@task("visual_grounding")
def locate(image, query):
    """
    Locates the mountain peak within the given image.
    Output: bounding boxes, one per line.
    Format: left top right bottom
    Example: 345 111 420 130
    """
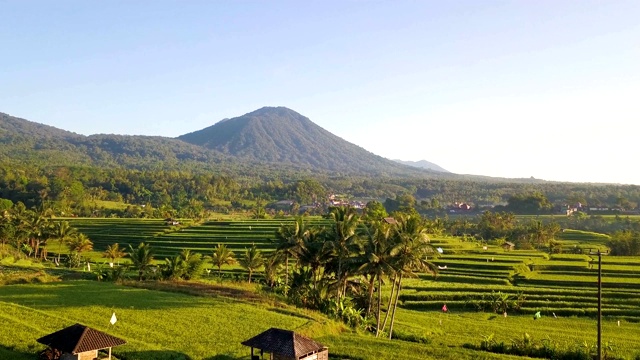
178 107 423 176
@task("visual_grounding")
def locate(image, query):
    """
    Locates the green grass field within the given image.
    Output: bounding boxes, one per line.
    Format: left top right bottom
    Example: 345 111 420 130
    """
15 217 640 359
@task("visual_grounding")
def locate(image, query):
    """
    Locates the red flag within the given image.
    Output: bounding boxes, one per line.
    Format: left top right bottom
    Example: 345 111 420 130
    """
442 304 448 312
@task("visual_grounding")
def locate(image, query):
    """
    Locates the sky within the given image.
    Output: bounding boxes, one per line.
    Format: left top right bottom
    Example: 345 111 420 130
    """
1 0 639 185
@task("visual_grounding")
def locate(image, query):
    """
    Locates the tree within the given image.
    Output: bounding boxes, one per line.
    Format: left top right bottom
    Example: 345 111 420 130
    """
66 233 93 253
358 220 395 337
326 206 360 303
103 243 126 266
211 243 236 276
180 249 206 280
129 242 154 281
239 244 263 284
51 221 76 263
274 217 308 294
387 214 437 340
263 252 283 288
363 201 388 222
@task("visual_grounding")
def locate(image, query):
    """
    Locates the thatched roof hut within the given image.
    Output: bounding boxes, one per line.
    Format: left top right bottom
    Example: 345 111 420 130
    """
241 328 328 360
501 241 515 251
37 323 126 360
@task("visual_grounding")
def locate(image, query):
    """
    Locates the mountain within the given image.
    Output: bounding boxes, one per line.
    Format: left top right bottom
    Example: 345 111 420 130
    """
0 109 431 178
393 159 449 173
178 107 427 176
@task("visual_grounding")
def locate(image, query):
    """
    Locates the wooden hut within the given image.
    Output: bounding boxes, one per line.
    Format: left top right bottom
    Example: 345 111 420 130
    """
501 241 515 251
37 323 126 360
242 328 328 360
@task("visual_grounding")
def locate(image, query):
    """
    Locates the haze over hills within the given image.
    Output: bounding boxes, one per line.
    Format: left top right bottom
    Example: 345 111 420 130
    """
393 159 449 173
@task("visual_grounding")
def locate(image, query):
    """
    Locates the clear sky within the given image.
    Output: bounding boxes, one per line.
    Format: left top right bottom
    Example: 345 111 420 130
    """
1 1 639 185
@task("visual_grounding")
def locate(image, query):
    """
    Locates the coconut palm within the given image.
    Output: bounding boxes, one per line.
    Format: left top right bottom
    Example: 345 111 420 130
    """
386 214 437 339
179 249 206 280
22 212 50 258
358 220 395 336
128 242 154 281
326 206 360 302
239 244 263 284
51 221 76 263
263 252 283 288
296 229 332 291
211 243 236 276
66 233 94 254
103 243 126 266
274 217 308 294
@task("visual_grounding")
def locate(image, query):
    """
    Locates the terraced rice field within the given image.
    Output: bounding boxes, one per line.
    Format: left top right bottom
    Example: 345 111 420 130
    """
61 218 640 321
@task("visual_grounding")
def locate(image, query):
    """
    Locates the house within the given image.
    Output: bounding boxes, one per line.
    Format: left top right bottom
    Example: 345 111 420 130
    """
36 323 126 360
242 327 328 360
501 241 515 251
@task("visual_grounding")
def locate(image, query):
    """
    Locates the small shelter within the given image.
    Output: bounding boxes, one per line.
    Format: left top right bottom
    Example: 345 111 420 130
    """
501 241 515 251
383 217 397 225
37 323 126 360
242 328 328 360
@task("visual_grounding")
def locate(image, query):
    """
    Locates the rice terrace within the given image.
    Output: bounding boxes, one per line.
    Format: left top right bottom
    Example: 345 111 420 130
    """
2 212 640 360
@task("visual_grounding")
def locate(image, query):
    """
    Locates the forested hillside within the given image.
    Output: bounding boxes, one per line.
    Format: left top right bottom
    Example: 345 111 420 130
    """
1 110 639 219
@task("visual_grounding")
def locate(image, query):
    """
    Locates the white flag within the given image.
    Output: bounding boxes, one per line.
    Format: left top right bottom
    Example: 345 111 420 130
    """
110 312 117 325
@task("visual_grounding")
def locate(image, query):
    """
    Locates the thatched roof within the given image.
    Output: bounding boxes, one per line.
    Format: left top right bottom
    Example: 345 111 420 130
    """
241 328 326 359
37 324 126 354
383 217 397 224
502 241 515 247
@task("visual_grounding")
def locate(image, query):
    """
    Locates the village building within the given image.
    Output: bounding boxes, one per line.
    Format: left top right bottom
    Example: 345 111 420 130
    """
242 327 328 360
37 323 126 360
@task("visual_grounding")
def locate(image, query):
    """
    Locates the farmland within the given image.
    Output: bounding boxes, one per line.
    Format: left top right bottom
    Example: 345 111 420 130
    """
1 217 640 359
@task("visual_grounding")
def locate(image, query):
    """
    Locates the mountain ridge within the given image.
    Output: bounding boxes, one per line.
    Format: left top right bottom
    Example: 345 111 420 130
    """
393 159 449 173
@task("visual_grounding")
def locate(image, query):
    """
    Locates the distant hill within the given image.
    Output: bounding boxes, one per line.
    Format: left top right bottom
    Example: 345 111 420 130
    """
178 107 427 176
0 112 230 169
393 159 449 173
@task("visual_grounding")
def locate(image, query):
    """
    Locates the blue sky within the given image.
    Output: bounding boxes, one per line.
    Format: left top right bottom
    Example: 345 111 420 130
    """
1 1 639 184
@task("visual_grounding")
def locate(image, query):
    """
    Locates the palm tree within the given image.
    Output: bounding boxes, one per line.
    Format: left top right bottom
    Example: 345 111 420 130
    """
274 217 308 295
129 242 154 281
327 206 360 302
239 244 263 284
358 220 395 336
296 229 333 291
51 221 76 263
180 249 206 280
0 215 16 252
23 212 50 258
66 233 94 253
211 243 236 276
103 243 126 266
386 214 437 339
263 252 283 288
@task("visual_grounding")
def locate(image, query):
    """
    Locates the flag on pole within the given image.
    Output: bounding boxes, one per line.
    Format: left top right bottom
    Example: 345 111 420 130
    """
110 312 117 325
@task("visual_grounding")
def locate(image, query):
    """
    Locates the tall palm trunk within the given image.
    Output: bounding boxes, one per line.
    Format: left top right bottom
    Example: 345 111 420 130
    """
366 274 376 316
388 273 403 339
284 254 289 296
380 274 397 335
375 275 382 337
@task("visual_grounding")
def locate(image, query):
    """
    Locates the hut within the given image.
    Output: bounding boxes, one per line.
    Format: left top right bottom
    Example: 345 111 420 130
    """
501 241 515 251
37 323 126 360
241 328 328 360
